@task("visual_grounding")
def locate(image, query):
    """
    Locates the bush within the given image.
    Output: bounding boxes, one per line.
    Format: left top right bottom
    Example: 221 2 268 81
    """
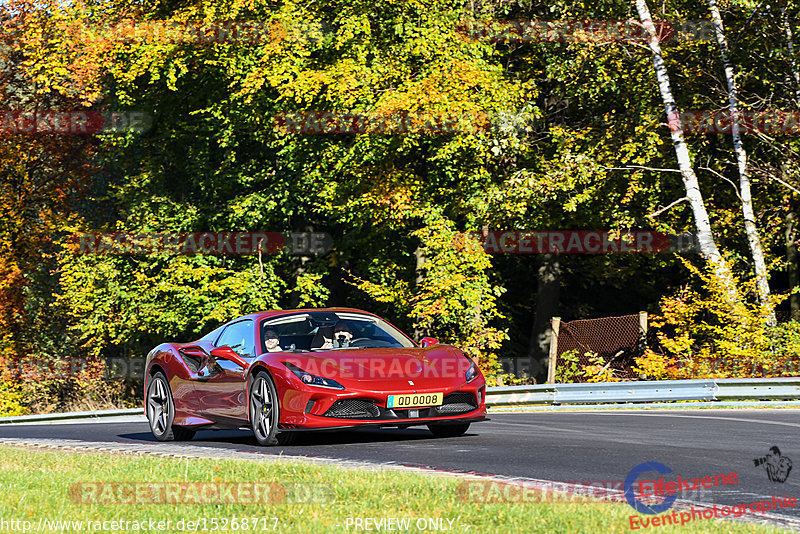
555 350 626 383
0 355 133 414
0 380 25 416
635 257 788 379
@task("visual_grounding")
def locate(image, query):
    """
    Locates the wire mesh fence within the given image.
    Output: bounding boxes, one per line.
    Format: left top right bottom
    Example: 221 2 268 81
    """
551 313 645 382
499 309 800 383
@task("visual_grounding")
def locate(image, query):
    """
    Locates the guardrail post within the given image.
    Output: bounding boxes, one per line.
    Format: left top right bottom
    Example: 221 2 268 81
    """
638 311 648 356
547 317 560 384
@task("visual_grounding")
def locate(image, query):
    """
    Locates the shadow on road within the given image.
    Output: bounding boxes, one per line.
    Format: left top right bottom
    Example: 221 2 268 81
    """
119 426 474 448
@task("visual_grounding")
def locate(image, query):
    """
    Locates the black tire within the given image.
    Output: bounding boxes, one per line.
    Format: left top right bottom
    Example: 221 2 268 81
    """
249 371 281 446
427 423 471 438
146 372 195 441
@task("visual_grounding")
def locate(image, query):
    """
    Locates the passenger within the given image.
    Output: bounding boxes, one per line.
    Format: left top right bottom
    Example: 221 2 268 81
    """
263 328 282 353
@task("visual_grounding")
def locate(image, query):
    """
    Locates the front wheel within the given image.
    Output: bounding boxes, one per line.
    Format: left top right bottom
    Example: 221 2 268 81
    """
249 371 280 446
427 423 470 438
146 372 195 441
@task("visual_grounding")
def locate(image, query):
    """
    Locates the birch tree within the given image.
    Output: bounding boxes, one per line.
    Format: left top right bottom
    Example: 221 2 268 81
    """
782 7 800 106
707 0 775 325
634 0 737 299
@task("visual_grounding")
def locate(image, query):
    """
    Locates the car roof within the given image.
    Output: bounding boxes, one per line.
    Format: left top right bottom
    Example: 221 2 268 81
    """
242 308 382 323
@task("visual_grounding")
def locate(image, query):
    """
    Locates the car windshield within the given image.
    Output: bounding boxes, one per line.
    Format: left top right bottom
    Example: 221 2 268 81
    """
260 311 415 353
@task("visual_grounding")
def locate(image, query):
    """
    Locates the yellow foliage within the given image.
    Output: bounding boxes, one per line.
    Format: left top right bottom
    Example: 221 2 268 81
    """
635 257 789 379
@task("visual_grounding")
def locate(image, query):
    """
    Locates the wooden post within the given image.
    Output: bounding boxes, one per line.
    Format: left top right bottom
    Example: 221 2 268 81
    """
638 311 648 356
547 317 560 384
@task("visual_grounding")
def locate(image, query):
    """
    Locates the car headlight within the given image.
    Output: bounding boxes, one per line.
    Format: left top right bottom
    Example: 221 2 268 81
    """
465 361 478 382
283 362 345 390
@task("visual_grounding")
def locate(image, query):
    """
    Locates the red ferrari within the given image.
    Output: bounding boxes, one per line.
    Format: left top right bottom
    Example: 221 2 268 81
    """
143 308 488 445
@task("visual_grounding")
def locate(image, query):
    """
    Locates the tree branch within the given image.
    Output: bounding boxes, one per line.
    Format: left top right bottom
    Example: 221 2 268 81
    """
648 196 690 218
602 165 682 173
699 166 743 201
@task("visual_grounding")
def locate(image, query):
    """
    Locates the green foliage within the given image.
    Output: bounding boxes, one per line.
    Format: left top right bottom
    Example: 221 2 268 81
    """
581 352 624 383
555 350 624 383
410 219 507 381
355 217 507 382
762 321 800 376
293 273 330 308
0 381 25 416
4 0 800 413
636 257 787 379
57 252 283 356
554 350 582 383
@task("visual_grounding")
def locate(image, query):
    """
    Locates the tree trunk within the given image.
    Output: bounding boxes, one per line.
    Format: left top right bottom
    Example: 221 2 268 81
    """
527 253 560 382
786 209 799 321
707 0 775 325
782 8 800 106
413 245 429 340
634 0 737 299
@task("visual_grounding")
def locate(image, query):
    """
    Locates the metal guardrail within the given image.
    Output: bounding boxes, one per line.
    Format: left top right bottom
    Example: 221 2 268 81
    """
0 408 141 425
486 378 800 405
715 378 800 399
483 384 556 405
0 378 797 424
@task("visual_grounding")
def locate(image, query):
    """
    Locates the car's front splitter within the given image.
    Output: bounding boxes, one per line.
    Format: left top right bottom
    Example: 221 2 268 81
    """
277 416 489 432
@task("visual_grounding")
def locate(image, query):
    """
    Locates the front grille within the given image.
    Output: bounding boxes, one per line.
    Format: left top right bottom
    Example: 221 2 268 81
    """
324 399 380 419
434 392 477 415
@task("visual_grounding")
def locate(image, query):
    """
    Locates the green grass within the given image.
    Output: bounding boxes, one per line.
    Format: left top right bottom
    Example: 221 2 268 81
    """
0 445 790 533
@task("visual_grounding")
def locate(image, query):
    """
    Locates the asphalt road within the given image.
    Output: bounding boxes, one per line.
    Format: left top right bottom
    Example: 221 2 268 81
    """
1 410 799 521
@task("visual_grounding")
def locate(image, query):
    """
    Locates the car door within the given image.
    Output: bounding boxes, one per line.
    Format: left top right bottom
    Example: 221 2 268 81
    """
197 319 255 424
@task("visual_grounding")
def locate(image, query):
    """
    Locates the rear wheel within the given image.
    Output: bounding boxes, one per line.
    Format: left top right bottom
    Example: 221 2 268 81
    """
427 423 470 438
146 372 195 441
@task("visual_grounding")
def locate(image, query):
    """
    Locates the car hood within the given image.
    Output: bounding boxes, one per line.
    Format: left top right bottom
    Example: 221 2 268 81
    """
276 345 472 386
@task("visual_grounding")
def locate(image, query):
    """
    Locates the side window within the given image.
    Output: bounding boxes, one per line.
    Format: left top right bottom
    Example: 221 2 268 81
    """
217 320 255 358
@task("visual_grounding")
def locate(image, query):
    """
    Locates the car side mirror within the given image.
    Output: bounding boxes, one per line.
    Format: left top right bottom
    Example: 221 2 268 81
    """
210 346 249 368
420 337 439 348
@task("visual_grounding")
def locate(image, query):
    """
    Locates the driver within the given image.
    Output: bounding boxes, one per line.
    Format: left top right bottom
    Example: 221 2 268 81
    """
333 321 354 348
264 328 282 352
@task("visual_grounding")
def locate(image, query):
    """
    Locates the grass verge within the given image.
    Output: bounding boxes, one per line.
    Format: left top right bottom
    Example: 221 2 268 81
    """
0 445 790 533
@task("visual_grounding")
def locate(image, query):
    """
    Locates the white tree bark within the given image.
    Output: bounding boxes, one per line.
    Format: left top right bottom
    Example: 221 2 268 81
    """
707 0 775 325
634 0 736 297
782 8 800 106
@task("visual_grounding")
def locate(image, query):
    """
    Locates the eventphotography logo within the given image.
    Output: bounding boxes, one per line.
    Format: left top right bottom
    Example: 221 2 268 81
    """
754 446 793 483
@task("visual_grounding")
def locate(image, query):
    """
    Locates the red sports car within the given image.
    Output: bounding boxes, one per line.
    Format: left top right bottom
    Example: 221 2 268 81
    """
143 308 488 445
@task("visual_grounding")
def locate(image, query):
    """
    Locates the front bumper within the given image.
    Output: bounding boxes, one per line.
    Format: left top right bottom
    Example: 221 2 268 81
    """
275 378 487 430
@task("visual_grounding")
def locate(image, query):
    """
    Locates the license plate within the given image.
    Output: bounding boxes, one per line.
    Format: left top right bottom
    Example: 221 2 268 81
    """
387 392 443 409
